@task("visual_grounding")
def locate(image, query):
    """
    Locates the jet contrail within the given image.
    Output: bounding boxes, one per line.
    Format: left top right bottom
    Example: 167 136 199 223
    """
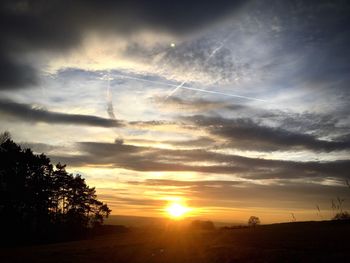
177 85 266 102
113 73 266 102
207 42 224 60
114 74 177 87
164 81 186 101
166 37 229 99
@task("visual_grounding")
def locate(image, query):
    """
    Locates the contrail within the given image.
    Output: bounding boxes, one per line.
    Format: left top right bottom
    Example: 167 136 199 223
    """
206 31 234 62
114 74 176 87
114 73 266 102
164 81 186 101
106 71 116 120
166 37 228 99
105 72 123 142
178 86 266 102
207 42 224 60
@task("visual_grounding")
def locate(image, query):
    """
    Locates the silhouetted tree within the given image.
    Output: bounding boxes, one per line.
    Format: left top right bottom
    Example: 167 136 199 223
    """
248 216 260 227
0 132 111 244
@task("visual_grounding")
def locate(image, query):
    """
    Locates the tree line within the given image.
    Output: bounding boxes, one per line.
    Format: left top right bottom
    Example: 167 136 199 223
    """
0 132 111 244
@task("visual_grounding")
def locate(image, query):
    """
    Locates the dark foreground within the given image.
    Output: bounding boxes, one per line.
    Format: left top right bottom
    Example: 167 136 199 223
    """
1 221 350 263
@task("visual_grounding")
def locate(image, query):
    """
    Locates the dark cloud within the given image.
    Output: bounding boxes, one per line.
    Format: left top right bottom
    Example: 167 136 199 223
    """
0 99 123 127
183 115 350 152
0 53 38 90
49 141 350 180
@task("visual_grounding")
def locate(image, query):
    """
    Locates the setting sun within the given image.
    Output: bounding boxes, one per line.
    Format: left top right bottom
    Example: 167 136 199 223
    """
166 202 190 219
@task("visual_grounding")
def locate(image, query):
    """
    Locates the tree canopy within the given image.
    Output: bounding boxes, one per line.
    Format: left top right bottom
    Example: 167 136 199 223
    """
0 132 111 244
248 216 260 227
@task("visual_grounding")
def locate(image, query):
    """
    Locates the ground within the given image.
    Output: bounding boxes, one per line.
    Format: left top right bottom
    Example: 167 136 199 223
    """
1 221 349 263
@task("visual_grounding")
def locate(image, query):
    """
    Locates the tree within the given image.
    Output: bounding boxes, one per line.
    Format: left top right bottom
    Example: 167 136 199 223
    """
248 216 260 227
0 132 111 243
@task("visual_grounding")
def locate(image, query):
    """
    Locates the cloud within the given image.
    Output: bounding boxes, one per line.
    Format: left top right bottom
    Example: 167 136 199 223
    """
130 179 349 201
0 99 123 127
183 115 350 152
49 140 350 181
152 97 349 140
2 0 349 95
151 96 232 112
19 142 64 154
0 0 244 90
0 53 38 90
112 179 350 211
126 136 216 148
128 179 243 187
81 177 350 219
97 195 164 207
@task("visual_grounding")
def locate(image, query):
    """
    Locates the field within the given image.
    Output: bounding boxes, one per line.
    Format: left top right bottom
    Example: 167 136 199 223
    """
1 221 350 263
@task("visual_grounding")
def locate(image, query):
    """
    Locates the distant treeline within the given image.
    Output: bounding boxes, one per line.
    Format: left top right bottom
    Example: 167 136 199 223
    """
0 132 111 245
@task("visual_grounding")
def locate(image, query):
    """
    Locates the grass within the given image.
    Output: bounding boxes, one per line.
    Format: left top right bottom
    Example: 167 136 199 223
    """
1 220 350 263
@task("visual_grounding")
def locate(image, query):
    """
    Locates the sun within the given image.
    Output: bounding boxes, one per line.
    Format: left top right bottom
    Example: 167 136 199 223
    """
166 202 189 219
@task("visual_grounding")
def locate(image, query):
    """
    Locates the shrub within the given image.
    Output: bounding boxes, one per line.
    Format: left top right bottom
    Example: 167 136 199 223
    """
333 211 350 221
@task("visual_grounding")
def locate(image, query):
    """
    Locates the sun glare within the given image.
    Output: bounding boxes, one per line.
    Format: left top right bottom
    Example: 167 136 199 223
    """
166 202 190 219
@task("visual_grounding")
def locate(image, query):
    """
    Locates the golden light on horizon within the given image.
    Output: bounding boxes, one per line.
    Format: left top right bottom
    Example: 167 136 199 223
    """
165 202 190 219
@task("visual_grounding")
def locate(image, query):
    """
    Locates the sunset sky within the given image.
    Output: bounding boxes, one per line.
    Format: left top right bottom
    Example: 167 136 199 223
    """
1 0 350 223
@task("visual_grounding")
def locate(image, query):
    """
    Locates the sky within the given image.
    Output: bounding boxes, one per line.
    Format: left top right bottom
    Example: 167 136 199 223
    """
1 0 350 223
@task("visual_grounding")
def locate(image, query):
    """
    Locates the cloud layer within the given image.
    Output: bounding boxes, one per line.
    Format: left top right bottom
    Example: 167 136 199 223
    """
49 140 350 181
0 99 123 127
183 115 350 152
0 0 245 90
